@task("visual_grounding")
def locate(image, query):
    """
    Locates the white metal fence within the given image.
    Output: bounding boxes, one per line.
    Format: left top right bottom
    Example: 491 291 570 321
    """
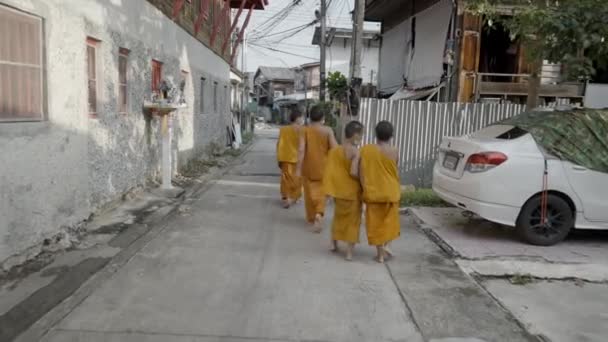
358 99 526 187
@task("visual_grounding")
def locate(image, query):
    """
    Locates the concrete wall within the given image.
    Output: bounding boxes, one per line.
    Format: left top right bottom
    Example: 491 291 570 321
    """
328 37 379 85
0 0 231 266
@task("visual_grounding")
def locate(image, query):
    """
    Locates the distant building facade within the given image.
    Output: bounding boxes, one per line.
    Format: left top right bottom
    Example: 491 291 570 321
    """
312 26 381 86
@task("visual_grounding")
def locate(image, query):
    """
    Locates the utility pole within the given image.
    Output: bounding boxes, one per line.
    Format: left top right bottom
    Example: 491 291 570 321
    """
319 0 327 102
241 31 247 132
303 68 308 118
349 0 366 109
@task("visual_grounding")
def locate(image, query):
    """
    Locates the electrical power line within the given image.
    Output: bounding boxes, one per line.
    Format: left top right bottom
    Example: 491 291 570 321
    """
259 41 317 48
249 21 316 41
245 0 357 72
249 42 318 61
267 21 317 44
249 0 304 39
248 44 291 67
249 17 317 45
250 1 297 29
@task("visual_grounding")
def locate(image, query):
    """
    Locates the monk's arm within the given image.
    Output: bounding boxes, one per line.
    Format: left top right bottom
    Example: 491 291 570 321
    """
349 147 360 178
350 155 360 179
358 160 365 186
328 128 338 149
393 147 400 166
296 133 305 176
276 133 281 167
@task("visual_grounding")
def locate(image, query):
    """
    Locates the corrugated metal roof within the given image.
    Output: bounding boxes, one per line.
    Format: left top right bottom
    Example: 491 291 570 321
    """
311 26 380 45
256 66 295 81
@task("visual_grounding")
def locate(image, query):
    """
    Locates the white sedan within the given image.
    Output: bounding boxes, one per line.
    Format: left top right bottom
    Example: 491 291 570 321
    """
432 124 608 246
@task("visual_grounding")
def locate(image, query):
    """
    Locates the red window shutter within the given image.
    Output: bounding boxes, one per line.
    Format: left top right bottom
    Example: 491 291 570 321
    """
152 60 163 93
201 0 210 18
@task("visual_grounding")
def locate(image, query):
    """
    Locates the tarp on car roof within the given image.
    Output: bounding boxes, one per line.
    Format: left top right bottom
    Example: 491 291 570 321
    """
502 109 608 173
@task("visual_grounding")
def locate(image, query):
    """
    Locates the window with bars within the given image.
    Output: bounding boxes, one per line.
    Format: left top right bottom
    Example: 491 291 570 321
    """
213 81 218 112
224 85 228 111
118 48 129 113
200 0 210 18
0 5 44 122
152 59 163 95
200 77 206 113
87 37 100 117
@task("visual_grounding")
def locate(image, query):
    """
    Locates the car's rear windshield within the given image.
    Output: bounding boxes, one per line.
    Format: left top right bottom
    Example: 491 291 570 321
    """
470 125 529 140
496 127 528 140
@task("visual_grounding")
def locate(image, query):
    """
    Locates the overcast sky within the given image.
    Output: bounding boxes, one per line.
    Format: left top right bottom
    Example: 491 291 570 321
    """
236 0 380 73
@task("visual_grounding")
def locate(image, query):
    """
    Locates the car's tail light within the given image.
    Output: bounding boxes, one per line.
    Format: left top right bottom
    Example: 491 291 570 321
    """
465 152 508 173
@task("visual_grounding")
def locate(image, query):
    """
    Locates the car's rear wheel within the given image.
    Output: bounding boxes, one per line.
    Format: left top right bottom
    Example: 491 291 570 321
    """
516 194 574 246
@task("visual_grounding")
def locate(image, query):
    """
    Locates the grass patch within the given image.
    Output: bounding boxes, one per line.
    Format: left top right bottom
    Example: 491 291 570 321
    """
400 188 449 207
180 159 221 178
224 148 242 157
509 273 535 285
242 132 254 145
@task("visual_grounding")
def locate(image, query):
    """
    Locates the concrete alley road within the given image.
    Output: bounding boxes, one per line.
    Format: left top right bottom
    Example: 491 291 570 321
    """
34 129 534 342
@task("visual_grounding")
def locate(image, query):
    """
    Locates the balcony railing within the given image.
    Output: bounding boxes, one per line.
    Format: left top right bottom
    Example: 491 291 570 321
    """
474 73 585 102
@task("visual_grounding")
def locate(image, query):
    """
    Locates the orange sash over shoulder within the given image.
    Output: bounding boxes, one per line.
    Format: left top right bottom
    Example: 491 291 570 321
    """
302 126 330 181
277 125 301 164
323 146 361 201
360 145 400 203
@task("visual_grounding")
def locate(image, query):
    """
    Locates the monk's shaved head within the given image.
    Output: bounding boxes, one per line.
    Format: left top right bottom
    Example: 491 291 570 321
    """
310 105 325 122
344 121 363 139
290 111 302 123
375 121 393 142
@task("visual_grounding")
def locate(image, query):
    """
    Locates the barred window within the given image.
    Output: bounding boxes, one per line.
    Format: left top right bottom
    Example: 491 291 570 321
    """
0 5 44 121
118 48 129 113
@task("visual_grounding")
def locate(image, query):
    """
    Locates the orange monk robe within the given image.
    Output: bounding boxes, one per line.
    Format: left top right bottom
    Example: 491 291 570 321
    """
323 146 362 243
302 126 331 223
360 145 401 246
277 125 302 201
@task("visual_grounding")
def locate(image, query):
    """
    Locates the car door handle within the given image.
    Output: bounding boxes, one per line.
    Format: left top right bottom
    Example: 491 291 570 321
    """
572 165 587 171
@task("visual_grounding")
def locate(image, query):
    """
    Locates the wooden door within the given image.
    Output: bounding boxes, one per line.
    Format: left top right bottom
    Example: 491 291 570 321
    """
458 13 482 102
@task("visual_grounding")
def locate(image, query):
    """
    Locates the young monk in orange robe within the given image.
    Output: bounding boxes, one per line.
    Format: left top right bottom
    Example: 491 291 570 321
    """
297 106 338 232
323 121 364 260
277 111 304 208
356 121 401 263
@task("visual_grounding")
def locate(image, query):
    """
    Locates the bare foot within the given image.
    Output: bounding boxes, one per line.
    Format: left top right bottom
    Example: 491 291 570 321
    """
375 246 385 263
330 240 338 253
345 245 353 261
384 244 394 259
313 214 323 233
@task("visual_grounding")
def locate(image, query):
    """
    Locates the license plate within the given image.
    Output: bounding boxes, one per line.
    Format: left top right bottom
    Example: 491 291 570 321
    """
443 153 460 171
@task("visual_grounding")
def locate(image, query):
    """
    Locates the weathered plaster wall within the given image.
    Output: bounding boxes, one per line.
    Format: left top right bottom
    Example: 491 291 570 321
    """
0 0 231 265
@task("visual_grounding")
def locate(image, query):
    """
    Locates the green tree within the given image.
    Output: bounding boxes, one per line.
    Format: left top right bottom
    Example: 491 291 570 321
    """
466 0 608 108
326 71 348 102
